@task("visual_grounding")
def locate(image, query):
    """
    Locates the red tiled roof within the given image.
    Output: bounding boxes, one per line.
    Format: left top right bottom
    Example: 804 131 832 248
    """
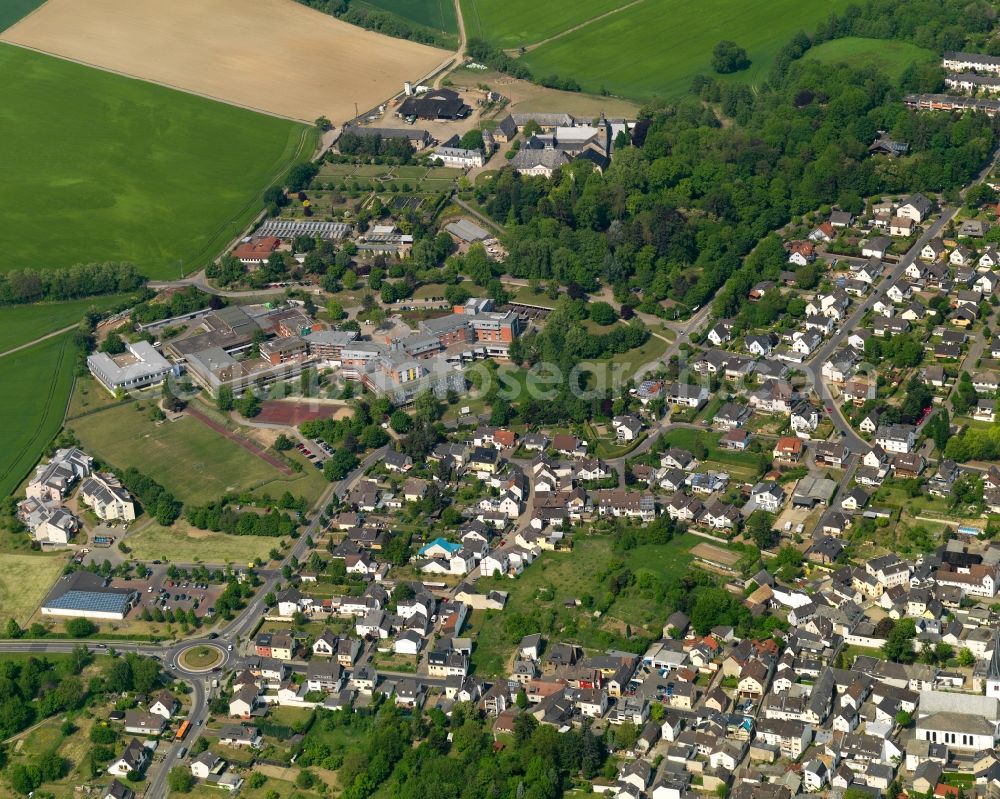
233 237 280 260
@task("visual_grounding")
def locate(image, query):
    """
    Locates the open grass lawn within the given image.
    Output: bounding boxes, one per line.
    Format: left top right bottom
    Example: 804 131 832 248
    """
873 484 955 518
842 644 885 665
658 427 763 475
0 294 134 354
69 403 293 504
357 0 458 33
268 705 313 728
0 44 313 278
510 285 558 307
462 0 625 49
0 548 69 624
0 0 45 32
317 162 459 194
0 333 75 500
8 713 97 799
801 37 936 81
581 325 669 387
66 375 131 419
257 449 332 507
520 0 853 100
184 776 324 799
127 520 286 566
470 532 704 676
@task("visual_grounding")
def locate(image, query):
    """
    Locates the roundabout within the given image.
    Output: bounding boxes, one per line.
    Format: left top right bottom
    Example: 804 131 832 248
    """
176 643 227 673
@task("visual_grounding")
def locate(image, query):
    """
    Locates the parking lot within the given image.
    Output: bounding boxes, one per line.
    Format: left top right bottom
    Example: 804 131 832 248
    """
296 438 332 469
109 571 224 620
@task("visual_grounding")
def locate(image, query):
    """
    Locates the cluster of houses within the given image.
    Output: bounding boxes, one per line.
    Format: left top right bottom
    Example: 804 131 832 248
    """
223 560 1000 799
16 447 135 546
348 107 638 177
228 580 473 717
102 690 246 793
461 535 1000 799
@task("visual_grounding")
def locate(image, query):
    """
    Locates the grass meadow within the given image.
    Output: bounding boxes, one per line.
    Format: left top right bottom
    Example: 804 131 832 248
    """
519 0 854 99
0 334 75 500
69 399 329 505
0 44 314 279
468 532 703 676
0 547 69 623
801 37 936 81
127 521 286 566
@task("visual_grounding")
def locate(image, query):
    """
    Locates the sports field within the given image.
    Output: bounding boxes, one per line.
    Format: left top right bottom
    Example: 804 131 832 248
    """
359 0 458 34
518 0 854 99
0 334 75 501
70 404 293 504
2 0 448 122
462 0 623 49
0 295 132 354
0 0 45 32
801 37 936 81
0 44 312 279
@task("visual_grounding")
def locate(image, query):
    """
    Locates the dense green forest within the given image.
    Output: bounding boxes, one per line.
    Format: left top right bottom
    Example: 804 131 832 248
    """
298 700 610 799
473 0 996 326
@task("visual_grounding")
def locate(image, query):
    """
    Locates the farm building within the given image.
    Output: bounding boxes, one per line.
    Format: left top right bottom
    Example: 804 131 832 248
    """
397 88 470 120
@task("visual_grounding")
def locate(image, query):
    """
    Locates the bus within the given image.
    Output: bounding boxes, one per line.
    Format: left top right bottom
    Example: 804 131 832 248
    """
176 720 191 741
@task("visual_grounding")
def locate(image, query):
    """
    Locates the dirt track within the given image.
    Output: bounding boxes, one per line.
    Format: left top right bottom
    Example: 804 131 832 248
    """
1 0 449 123
186 406 294 475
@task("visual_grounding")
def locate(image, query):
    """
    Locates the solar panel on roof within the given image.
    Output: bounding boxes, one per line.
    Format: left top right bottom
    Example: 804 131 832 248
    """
46 590 131 614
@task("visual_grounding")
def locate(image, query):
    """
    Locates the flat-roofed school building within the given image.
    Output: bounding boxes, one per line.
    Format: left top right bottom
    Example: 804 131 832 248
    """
87 341 173 394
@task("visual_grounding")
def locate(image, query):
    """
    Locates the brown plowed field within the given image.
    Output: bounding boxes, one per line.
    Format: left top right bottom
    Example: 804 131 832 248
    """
1 0 449 123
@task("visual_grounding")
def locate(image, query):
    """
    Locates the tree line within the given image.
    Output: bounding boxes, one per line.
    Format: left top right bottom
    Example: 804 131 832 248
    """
185 501 298 537
117 466 181 525
0 262 144 306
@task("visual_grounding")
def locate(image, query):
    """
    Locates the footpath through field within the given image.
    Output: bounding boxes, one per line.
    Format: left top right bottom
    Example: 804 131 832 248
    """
506 0 645 54
0 323 77 359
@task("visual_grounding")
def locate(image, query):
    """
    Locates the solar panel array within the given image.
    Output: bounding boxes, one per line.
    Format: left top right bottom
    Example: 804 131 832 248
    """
46 589 132 614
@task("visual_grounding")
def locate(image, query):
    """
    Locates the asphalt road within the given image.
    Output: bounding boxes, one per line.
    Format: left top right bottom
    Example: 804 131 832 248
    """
802 205 959 452
0 441 388 799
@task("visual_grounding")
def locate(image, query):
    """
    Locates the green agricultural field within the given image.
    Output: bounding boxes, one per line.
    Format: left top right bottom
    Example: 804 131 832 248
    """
70 403 293 504
520 0 854 99
0 0 46 32
0 44 315 279
0 334 75 500
358 0 458 33
801 37 936 81
0 294 133 354
462 0 624 49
